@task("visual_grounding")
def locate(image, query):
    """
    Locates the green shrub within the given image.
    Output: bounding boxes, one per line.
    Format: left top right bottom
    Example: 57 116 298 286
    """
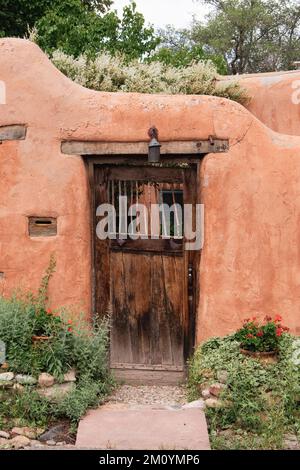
54 374 111 422
0 257 113 428
0 388 52 428
50 50 249 105
188 332 300 450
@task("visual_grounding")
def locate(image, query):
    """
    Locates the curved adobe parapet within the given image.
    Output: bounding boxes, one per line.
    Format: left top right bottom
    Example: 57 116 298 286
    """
1 38 300 340
0 38 259 145
220 70 300 136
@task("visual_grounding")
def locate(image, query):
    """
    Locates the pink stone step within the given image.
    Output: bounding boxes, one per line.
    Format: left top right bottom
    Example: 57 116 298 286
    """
76 404 210 450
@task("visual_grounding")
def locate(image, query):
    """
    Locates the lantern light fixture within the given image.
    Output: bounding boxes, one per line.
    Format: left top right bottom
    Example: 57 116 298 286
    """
148 126 161 163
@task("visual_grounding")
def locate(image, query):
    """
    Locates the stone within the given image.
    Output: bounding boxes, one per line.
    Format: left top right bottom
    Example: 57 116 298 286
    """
0 380 13 389
182 399 206 409
201 389 211 399
46 439 56 446
15 374 37 385
13 383 24 393
205 398 223 409
0 372 14 381
0 437 11 449
38 372 55 388
209 383 227 397
39 424 67 443
11 426 37 439
76 404 211 450
219 429 234 437
201 369 214 379
30 440 46 449
217 370 229 384
38 382 75 401
56 441 66 446
10 435 31 449
0 430 10 439
283 434 299 450
63 369 76 383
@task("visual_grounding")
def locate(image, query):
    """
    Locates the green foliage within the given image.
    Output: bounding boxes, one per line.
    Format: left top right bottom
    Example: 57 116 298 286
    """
188 333 300 449
0 257 111 381
0 0 111 38
0 257 112 428
0 375 112 426
0 0 52 37
0 388 52 427
51 50 249 104
54 375 111 422
149 25 227 74
34 0 159 59
192 0 300 73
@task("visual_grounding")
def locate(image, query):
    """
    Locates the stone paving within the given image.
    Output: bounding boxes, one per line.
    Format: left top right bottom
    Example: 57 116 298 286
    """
76 385 210 450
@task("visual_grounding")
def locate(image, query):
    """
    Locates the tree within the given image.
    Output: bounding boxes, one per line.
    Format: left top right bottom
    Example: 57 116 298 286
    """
35 0 159 59
0 0 51 37
149 25 227 74
192 0 300 74
0 0 112 38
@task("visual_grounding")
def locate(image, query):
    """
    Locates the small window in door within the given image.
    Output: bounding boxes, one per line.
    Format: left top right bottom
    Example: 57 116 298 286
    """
160 189 184 239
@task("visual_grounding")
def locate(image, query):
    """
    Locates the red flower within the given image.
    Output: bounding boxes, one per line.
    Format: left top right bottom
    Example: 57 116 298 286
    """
264 315 272 322
252 316 257 321
246 333 254 338
46 309 52 315
68 327 72 332
274 314 282 322
276 327 283 337
243 318 250 324
257 331 263 337
67 320 72 325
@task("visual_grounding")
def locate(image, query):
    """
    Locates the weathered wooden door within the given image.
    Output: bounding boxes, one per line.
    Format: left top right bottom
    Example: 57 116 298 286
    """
93 164 198 383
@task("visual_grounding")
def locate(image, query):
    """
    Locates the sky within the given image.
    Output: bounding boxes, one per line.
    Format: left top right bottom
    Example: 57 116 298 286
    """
112 0 210 29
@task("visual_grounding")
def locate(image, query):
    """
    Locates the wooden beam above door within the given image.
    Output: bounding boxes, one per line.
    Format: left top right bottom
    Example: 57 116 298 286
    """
61 139 229 156
0 125 27 142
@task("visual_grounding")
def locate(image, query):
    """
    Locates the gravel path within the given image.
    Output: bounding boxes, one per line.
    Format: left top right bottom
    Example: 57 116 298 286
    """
106 385 188 406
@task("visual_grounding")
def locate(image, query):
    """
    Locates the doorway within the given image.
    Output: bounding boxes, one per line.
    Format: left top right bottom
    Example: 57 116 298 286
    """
91 162 200 383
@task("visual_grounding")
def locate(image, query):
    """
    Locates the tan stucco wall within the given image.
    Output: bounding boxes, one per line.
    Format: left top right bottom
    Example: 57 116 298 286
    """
1 38 300 340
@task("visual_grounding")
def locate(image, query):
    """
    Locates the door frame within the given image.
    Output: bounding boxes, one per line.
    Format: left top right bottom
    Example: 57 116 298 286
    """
86 155 202 367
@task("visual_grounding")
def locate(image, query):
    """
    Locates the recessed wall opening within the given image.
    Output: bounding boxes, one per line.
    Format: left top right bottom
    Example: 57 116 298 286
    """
28 217 57 237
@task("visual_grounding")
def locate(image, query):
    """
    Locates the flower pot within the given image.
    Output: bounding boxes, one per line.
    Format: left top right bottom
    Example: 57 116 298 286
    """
240 347 278 362
32 335 53 343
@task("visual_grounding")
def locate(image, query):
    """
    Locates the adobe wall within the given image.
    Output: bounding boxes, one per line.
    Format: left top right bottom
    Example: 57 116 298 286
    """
221 70 300 136
1 38 300 340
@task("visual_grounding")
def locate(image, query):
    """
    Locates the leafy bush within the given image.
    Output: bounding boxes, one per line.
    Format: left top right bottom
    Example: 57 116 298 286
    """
0 256 113 428
54 375 111 422
51 50 249 105
0 256 111 381
188 333 300 449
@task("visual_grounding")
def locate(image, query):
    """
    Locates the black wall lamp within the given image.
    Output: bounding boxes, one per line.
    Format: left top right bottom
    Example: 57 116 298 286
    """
148 126 161 163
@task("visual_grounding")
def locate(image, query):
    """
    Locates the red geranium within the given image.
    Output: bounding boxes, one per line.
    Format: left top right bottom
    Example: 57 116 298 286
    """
235 313 289 352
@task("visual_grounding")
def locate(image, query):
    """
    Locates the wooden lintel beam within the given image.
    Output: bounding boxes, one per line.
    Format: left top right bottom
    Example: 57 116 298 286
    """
0 125 27 142
61 139 229 156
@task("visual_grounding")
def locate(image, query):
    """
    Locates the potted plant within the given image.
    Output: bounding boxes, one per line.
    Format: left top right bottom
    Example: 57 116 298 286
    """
234 315 290 359
31 307 60 343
